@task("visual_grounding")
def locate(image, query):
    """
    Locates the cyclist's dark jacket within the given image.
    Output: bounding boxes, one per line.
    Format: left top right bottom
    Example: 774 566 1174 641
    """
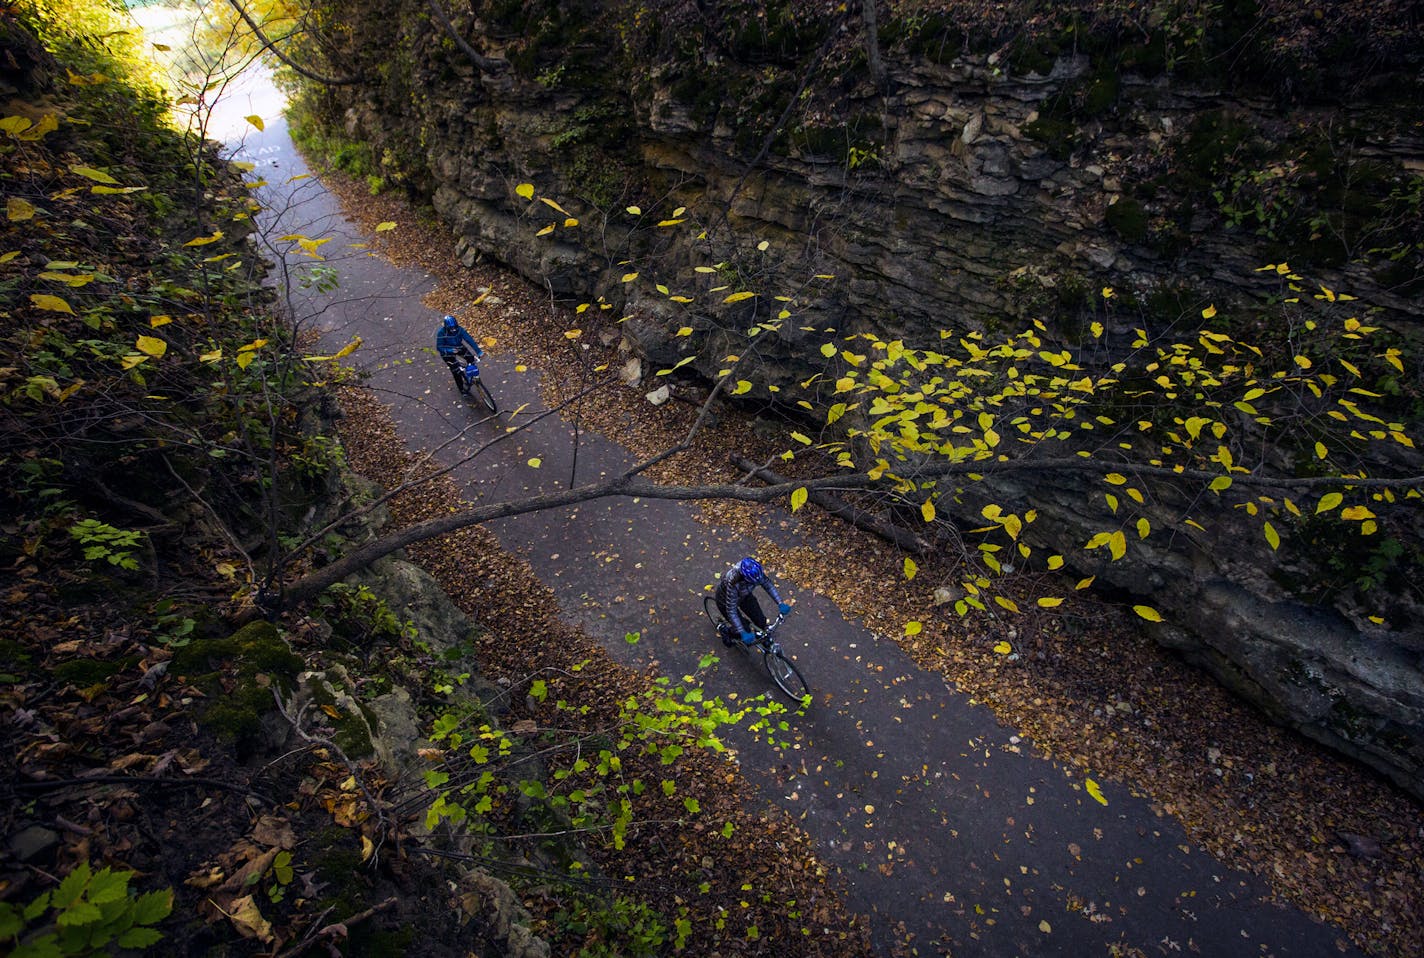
716 565 784 634
436 324 482 356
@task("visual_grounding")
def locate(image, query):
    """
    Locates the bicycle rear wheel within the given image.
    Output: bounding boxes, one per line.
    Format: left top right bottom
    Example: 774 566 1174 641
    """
473 378 497 413
764 649 810 705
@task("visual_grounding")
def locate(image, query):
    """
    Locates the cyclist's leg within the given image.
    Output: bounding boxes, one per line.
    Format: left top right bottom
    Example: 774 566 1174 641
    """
441 352 464 390
713 584 738 645
739 595 767 630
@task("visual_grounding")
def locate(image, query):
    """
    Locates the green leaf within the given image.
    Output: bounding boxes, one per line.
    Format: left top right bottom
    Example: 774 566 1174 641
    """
52 863 90 909
85 868 129 905
55 901 101 928
117 928 164 949
683 797 701 814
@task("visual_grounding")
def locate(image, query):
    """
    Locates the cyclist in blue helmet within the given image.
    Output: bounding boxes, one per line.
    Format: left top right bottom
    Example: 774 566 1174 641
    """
715 556 792 647
435 313 485 393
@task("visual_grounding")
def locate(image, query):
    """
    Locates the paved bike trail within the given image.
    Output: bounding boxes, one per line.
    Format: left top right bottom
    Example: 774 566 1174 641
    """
216 73 1361 957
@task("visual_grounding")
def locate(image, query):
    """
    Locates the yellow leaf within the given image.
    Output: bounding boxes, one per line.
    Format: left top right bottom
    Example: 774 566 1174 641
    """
515 183 535 199
994 596 1020 613
993 641 1012 654
7 197 36 221
676 326 692 337
1100 286 1114 299
1076 576 1095 590
903 557 917 580
1340 505 1375 521
135 335 167 358
1209 476 1232 492
527 458 541 468
70 164 118 184
296 236 330 258
723 290 756 304
235 352 255 370
245 114 265 131
29 294 73 314
149 314 172 327
120 354 148 370
1201 304 1217 319
757 240 770 251
226 894 273 942
535 224 554 236
621 272 639 283
0 250 20 263
731 380 751 395
375 221 397 232
539 196 570 215
183 230 223 246
200 348 222 363
0 116 32 134
564 217 579 228
360 834 375 862
921 499 935 523
1046 555 1064 571
1263 522 1280 551
1039 919 1052 933
1085 778 1108 805
790 487 808 513
1108 530 1126 561
332 336 362 358
1133 605 1162 622
1315 492 1343 514
1136 517 1150 539
1037 597 1063 608
905 621 922 636
564 329 582 339
1104 473 1127 485
625 205 641 215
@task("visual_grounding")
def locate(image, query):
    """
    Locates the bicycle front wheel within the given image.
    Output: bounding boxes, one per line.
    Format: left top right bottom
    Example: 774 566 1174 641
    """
473 378 497 413
764 649 810 706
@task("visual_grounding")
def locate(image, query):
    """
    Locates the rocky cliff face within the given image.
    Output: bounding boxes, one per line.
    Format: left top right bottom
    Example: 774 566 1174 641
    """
302 2 1423 797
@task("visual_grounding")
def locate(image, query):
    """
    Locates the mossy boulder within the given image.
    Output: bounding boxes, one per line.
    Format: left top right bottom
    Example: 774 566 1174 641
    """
172 621 304 756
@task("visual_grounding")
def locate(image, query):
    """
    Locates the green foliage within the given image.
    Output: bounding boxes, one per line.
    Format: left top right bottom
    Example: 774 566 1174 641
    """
317 582 416 646
552 894 667 958
68 519 145 572
0 861 173 957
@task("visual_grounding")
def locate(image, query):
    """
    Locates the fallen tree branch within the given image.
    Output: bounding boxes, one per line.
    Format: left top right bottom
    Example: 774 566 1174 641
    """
732 455 934 556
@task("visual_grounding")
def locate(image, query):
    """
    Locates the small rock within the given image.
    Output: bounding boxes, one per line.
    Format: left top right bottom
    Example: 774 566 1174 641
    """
11 825 59 862
645 385 670 406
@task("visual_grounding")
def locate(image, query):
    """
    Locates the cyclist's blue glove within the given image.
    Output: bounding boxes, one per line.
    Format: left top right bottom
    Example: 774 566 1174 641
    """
778 603 791 614
740 631 755 645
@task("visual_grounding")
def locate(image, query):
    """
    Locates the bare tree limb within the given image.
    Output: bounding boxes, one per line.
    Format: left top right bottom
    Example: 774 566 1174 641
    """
223 0 367 86
426 0 510 74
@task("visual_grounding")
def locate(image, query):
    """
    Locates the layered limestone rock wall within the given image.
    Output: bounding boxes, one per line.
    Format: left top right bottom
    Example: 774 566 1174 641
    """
306 2 1423 797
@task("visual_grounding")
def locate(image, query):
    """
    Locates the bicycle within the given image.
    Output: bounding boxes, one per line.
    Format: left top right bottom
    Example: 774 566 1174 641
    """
702 595 810 705
446 354 497 413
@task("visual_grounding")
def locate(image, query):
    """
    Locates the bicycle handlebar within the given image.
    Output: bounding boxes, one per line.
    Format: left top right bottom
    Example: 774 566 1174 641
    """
755 608 790 640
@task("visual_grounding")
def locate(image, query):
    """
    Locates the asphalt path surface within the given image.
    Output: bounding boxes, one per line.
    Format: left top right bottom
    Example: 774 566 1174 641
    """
213 71 1361 957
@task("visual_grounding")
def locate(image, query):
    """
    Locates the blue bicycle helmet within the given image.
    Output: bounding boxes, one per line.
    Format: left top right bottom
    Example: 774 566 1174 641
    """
739 557 764 583
443 314 458 330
